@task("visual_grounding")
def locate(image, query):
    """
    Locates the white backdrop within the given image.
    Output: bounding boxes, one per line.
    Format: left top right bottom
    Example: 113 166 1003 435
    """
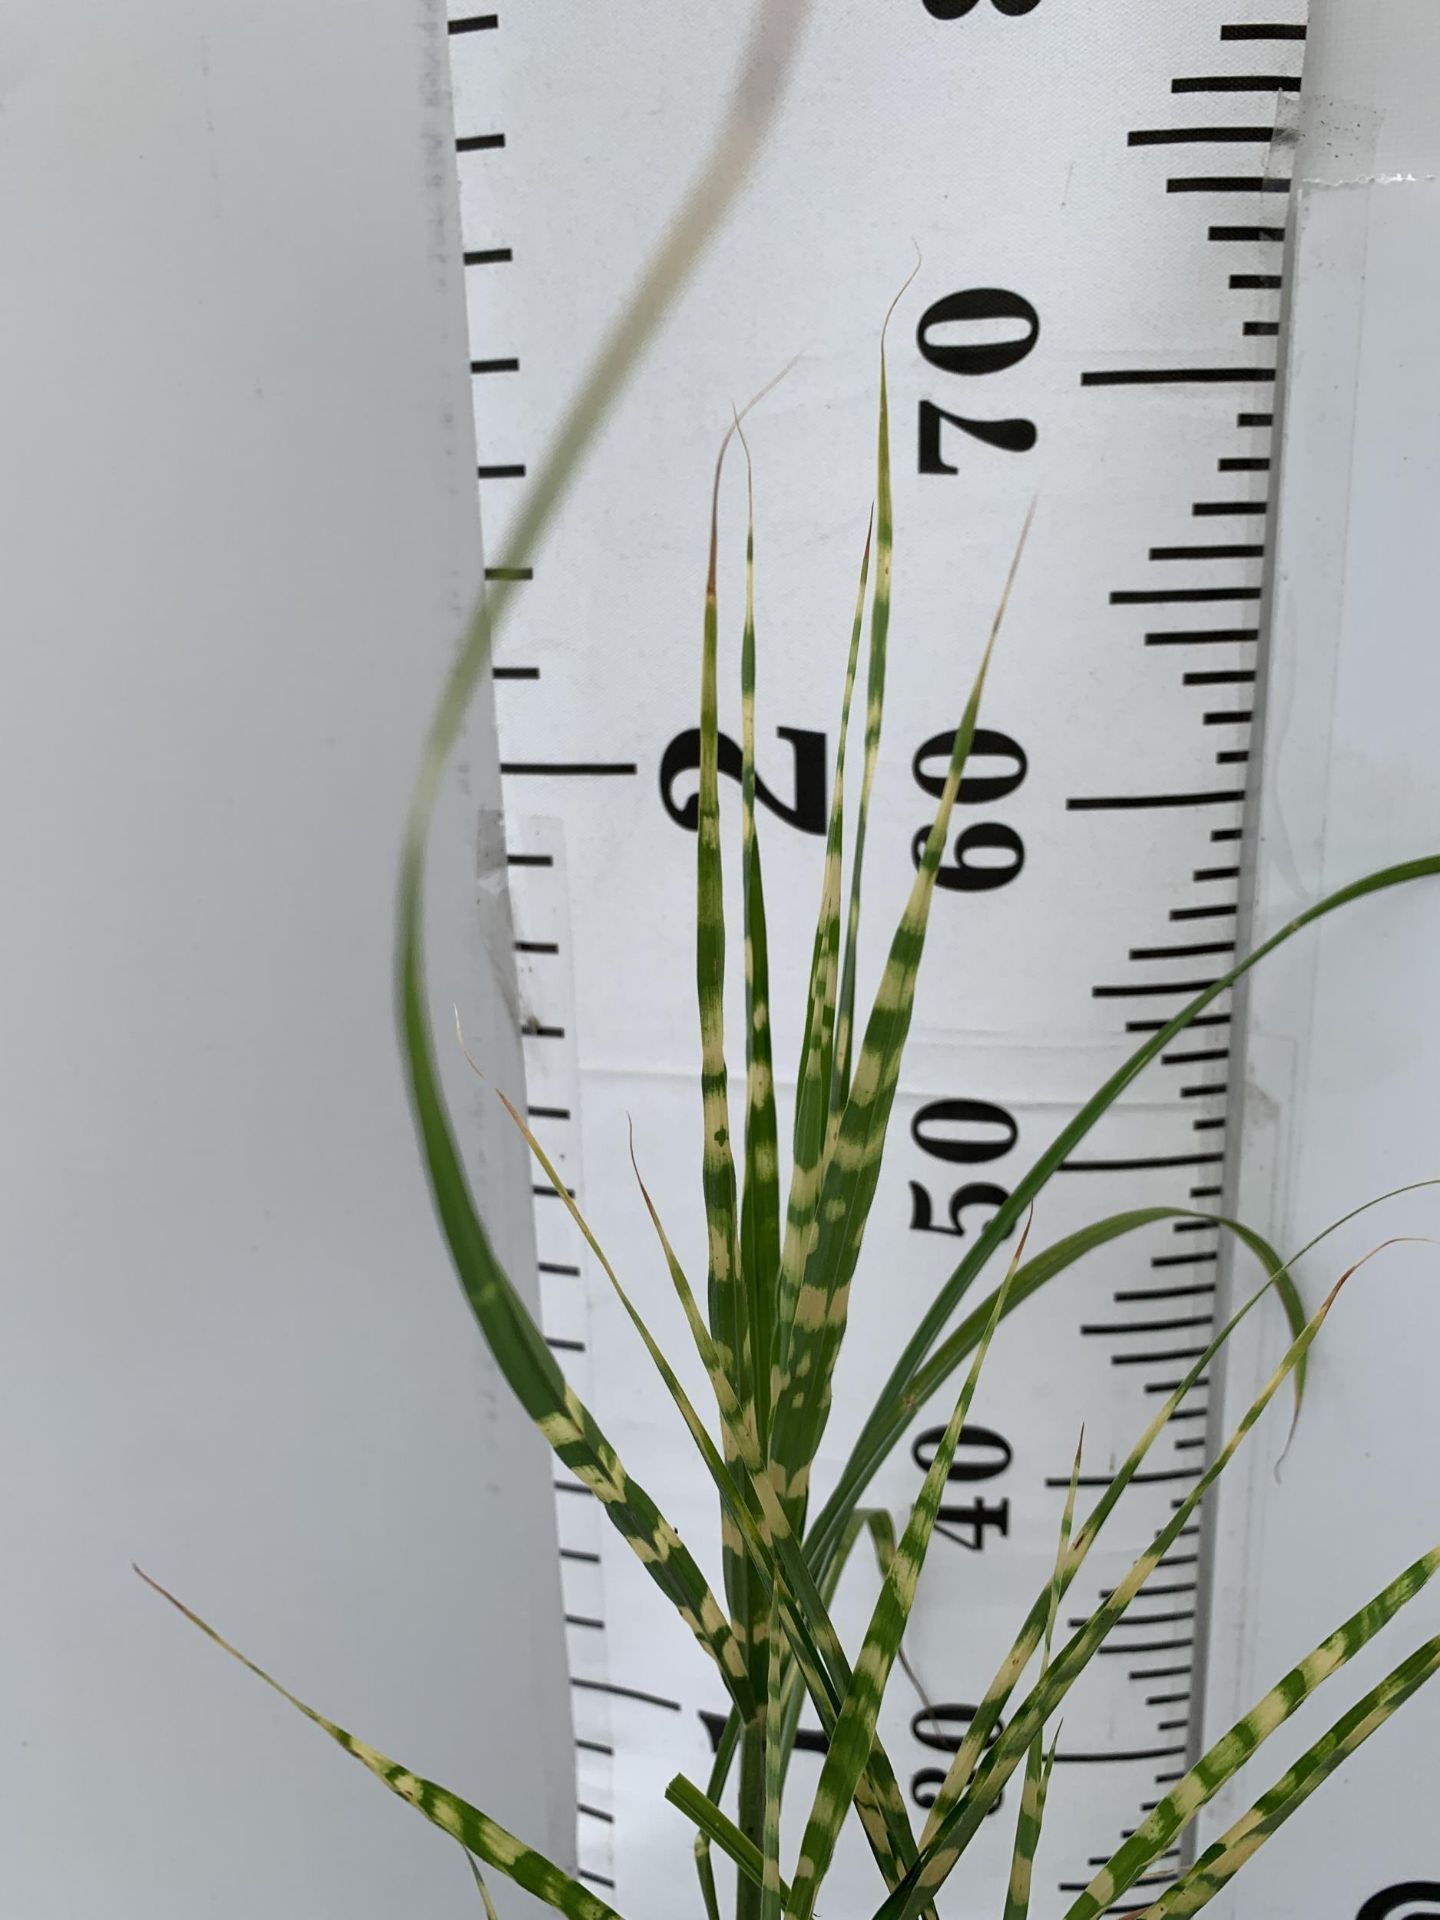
0 2 570 1914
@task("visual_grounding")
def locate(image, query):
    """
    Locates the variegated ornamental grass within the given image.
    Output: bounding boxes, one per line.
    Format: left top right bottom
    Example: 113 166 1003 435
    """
143 5 1440 1913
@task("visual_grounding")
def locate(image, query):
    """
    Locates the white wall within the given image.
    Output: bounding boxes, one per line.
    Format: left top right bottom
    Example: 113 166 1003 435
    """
1203 3 1440 1912
0 3 571 1913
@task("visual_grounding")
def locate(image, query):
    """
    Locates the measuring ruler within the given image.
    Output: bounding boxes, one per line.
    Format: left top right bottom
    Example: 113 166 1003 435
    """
443 7 1307 1914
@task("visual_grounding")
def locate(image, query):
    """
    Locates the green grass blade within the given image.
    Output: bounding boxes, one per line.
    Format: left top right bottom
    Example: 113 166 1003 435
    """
776 514 872 1364
734 422 782 1451
399 1009 754 1715
1066 1542 1440 1920
695 1833 723 1920
810 1179 1440 1579
882 1251 1377 1919
1131 1635 1440 1920
830 859 1440 1565
667 1773 793 1903
137 1571 625 1920
771 510 1034 1520
831 280 910 1115
811 1205 1291 1573
786 1227 1029 1920
394 0 812 1764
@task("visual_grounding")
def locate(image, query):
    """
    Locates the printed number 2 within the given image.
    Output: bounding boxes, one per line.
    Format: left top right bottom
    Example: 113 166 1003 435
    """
924 0 1042 17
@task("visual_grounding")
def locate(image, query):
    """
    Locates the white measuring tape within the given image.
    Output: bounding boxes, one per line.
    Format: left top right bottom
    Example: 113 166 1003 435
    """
445 7 1314 1914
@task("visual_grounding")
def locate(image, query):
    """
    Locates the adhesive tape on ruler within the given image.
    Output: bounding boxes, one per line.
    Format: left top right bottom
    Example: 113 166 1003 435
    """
444 6 1306 1913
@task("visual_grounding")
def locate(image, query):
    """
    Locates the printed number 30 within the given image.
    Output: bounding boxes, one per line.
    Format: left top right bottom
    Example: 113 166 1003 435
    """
924 0 1041 16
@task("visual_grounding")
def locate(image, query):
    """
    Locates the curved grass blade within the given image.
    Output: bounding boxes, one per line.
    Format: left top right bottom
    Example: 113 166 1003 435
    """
1131 1634 1440 1920
881 1251 1382 1920
809 1204 1291 1574
786 1224 1030 1920
391 0 813 1803
809 1176 1440 1578
1066 1541 1440 1920
829 858 1440 1568
776 514 872 1362
734 420 781 1452
770 506 1035 1523
136 1571 624 1920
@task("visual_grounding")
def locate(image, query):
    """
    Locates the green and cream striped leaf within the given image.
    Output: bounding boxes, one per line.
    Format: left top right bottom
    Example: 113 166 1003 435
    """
771 511 1034 1522
786 1228 1028 1920
760 1600 785 1920
776 515 872 1367
633 1148 926 1901
734 422 782 1452
832 281 908 1116
1002 1734 1059 1920
696 423 746 1406
1003 1439 1080 1920
881 1255 1369 1920
828 859 1440 1584
1066 1541 1440 1920
136 1571 624 1920
1131 1634 1440 1920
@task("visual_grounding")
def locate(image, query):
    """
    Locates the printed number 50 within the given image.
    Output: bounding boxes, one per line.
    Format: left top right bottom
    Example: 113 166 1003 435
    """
924 0 1041 16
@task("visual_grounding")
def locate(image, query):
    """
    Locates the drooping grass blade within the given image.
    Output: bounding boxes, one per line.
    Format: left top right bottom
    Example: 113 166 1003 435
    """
136 1571 626 1920
807 1203 1290 1578
1129 1634 1440 1919
827 858 1440 1573
810 1176 1440 1579
1065 1542 1440 1920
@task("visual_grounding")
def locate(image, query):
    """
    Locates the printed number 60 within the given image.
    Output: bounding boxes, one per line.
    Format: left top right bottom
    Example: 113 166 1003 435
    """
924 0 1041 16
